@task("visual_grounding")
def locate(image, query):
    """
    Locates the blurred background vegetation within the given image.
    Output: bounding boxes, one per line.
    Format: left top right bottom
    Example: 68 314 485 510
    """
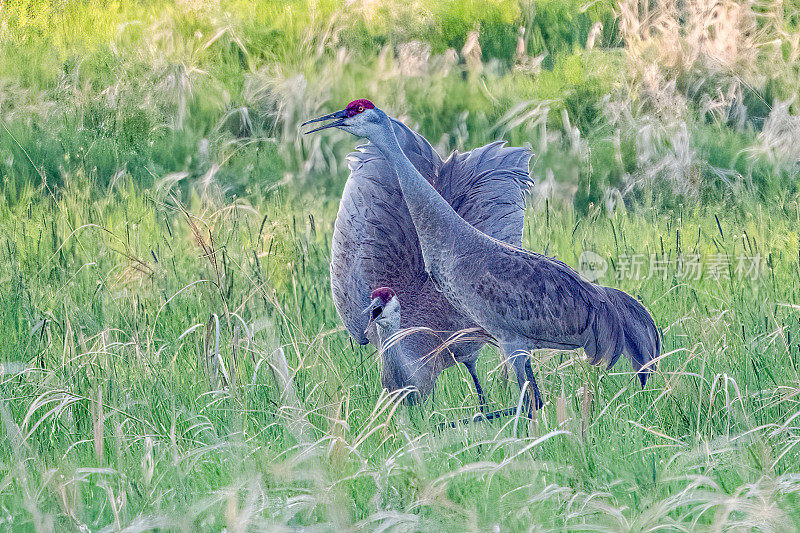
1 0 798 213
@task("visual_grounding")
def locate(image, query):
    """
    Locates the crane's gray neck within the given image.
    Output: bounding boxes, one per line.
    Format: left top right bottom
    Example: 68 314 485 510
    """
368 117 474 278
375 321 418 397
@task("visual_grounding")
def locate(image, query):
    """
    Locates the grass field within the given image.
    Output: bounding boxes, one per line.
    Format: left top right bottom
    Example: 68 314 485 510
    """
2 0 800 530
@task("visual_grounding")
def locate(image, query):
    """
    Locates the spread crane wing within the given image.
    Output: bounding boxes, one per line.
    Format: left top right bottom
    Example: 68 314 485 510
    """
331 119 439 344
331 119 533 345
435 142 533 247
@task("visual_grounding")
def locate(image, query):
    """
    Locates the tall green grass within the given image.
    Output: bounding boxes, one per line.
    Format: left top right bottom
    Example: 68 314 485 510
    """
3 174 800 529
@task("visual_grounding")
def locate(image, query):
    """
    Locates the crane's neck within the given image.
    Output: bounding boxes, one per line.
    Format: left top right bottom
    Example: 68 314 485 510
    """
368 121 475 276
375 321 417 395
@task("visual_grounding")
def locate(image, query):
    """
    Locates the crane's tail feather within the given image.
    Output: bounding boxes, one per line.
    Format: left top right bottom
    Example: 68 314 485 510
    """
602 287 660 387
581 297 624 367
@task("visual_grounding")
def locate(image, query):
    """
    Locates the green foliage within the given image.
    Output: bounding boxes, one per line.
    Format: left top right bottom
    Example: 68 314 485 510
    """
432 0 521 60
2 179 800 528
523 0 618 58
3 0 797 209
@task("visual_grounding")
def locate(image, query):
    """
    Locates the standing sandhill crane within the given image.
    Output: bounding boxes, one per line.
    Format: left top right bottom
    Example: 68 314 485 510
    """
316 109 532 405
305 100 660 416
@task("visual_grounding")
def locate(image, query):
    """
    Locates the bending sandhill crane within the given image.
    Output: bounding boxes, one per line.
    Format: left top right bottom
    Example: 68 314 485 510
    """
316 110 532 405
305 100 660 415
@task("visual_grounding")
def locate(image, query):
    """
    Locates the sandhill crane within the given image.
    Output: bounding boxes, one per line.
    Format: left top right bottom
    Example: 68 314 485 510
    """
305 99 660 416
317 109 533 406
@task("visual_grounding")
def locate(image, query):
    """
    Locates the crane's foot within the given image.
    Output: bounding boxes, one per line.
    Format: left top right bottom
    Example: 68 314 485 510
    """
529 376 544 410
442 407 524 429
507 348 545 415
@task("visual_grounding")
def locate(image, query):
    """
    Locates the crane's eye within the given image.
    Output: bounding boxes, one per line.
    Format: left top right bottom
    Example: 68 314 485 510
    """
371 306 382 320
358 105 364 113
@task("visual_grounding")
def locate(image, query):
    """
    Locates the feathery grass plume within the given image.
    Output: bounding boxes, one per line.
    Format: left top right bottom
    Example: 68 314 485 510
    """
753 98 800 164
462 27 483 74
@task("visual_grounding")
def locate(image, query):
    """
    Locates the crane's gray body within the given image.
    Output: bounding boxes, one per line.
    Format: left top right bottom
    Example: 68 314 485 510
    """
432 231 658 374
330 119 532 398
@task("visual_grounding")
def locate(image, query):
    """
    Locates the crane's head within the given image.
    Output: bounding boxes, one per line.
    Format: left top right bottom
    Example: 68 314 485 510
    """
363 286 400 333
363 287 425 402
302 99 389 139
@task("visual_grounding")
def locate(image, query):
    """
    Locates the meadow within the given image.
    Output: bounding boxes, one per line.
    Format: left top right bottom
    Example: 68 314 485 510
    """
2 0 800 530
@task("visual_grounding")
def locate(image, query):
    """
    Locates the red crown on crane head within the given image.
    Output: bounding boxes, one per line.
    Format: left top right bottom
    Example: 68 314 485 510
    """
370 287 395 304
345 99 375 117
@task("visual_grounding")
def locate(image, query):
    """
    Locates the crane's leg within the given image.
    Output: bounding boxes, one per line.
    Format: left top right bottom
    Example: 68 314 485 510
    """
463 360 487 412
524 357 544 410
505 347 544 416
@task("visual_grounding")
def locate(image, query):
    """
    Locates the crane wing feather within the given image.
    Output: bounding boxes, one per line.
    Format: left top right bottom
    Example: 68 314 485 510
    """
457 246 601 348
451 241 658 382
436 142 533 246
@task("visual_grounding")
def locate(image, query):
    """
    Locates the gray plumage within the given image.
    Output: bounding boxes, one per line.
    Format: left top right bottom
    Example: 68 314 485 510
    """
361 110 660 413
441 240 660 389
330 118 532 399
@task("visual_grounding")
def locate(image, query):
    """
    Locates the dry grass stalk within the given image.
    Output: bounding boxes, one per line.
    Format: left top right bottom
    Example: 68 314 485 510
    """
204 314 220 388
231 324 240 390
269 346 314 444
92 387 104 463
557 383 569 428
141 436 154 488
327 395 350 466
586 22 603 50
580 382 593 439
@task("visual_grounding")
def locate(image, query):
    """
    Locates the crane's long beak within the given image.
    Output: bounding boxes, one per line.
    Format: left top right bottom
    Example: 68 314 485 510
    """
362 297 383 332
302 109 348 134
